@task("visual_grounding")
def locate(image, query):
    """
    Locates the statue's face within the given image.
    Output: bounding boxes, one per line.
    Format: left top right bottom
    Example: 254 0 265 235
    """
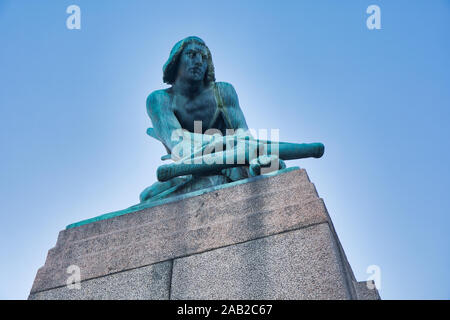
176 42 208 83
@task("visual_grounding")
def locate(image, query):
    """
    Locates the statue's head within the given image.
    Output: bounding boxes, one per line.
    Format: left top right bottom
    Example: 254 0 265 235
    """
163 36 215 85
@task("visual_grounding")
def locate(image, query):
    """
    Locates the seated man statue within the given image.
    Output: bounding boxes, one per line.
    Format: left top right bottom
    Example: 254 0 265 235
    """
140 36 285 203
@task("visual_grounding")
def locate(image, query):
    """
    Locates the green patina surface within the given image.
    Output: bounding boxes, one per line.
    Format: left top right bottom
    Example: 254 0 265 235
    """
138 36 324 204
66 167 300 230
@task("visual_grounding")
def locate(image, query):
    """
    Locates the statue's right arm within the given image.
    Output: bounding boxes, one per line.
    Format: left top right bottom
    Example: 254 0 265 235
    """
146 90 183 152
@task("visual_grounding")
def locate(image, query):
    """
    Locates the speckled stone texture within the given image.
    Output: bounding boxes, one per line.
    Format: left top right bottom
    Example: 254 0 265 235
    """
171 224 350 299
28 261 171 300
29 168 379 299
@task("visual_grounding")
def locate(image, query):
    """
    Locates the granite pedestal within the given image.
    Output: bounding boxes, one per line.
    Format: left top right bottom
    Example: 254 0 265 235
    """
28 168 379 300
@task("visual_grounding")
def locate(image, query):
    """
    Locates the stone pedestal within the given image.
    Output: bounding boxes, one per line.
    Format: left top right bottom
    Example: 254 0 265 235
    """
28 168 379 300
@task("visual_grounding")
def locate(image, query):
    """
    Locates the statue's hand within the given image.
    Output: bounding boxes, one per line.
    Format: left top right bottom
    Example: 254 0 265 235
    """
249 155 286 177
170 132 221 163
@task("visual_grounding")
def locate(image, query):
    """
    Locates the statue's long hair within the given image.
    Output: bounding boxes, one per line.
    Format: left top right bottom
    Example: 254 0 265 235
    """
163 36 216 85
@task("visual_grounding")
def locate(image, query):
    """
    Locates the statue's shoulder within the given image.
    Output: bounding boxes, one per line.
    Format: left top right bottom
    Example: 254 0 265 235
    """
215 81 235 92
215 81 238 104
146 89 172 112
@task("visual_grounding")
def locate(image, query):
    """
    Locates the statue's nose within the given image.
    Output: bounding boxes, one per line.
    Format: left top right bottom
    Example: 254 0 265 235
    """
193 53 202 64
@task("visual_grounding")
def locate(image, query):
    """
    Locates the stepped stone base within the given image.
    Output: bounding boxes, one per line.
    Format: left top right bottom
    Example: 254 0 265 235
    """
28 168 380 300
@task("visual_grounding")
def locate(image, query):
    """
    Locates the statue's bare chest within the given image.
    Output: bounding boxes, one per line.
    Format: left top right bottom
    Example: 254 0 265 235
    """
172 89 218 133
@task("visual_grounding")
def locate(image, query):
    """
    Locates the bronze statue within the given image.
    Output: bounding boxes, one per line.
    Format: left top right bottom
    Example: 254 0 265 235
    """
140 36 323 203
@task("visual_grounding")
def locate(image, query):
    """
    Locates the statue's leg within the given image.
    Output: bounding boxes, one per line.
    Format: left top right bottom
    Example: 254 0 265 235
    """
139 177 189 202
221 167 250 181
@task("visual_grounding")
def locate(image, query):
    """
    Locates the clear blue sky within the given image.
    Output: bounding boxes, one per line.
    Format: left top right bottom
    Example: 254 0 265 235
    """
1 0 449 299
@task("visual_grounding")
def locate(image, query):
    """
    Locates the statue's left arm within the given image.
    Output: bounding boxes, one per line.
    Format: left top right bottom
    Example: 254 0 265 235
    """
217 82 249 131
